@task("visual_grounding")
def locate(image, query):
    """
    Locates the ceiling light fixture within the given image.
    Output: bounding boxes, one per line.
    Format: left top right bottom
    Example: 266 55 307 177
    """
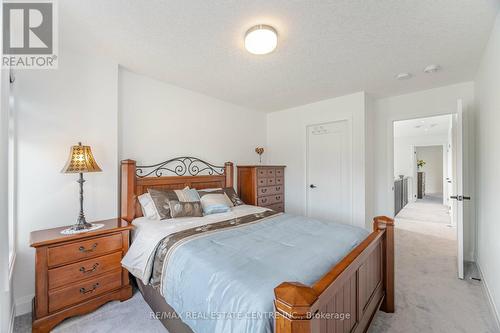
244 25 278 55
395 72 412 80
423 64 441 74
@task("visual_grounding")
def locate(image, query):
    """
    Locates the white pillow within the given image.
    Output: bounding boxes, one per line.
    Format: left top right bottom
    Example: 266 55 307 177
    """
138 193 160 220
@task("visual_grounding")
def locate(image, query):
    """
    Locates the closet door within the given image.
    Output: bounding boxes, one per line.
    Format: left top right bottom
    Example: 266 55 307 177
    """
306 120 352 224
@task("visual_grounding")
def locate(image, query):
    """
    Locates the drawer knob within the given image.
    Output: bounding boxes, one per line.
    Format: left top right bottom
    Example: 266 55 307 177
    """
79 243 97 253
79 263 99 274
80 282 100 294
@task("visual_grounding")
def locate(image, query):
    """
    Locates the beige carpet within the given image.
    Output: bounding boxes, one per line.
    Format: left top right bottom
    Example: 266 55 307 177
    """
369 199 499 333
15 199 499 332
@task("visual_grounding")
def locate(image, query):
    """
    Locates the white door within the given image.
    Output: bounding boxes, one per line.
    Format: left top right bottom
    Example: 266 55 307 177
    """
451 99 469 279
306 121 352 224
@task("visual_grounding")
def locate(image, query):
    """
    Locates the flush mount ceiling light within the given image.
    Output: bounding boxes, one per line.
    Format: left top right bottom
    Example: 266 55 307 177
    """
424 64 441 74
395 72 412 80
244 25 278 55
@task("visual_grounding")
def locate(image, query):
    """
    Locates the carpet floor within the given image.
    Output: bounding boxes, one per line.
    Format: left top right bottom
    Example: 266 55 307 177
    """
15 199 498 332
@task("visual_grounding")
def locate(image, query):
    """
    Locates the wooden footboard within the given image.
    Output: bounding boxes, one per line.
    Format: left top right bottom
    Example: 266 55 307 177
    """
274 216 394 333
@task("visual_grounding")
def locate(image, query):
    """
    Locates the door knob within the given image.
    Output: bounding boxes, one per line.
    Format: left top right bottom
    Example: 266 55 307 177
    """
310 184 317 189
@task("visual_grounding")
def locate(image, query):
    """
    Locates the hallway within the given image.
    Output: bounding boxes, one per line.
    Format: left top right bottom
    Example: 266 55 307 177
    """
370 200 498 332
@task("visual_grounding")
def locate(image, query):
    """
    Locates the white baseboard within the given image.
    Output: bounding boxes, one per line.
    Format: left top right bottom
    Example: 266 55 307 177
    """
15 294 33 316
476 262 500 330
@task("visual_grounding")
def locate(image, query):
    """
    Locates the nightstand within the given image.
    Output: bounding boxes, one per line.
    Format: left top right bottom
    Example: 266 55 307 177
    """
30 218 133 333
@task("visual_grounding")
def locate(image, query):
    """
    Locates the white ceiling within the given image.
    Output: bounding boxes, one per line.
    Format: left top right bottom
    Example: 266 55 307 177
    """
60 0 499 112
394 114 452 138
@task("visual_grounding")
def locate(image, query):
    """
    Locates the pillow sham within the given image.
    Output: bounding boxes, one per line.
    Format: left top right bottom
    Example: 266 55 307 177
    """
197 189 233 215
137 192 161 220
147 187 201 219
222 187 244 206
168 200 203 218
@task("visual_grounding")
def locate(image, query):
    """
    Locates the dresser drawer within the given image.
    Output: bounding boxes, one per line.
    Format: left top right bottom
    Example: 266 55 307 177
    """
48 269 122 313
257 178 267 187
257 186 273 197
267 178 276 185
258 194 284 206
47 233 123 267
275 177 284 185
257 168 267 178
266 202 284 213
267 169 275 177
48 251 122 290
274 185 284 194
275 168 284 177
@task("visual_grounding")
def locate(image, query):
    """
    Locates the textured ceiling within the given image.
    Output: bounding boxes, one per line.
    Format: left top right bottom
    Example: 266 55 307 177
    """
394 114 452 138
61 0 499 112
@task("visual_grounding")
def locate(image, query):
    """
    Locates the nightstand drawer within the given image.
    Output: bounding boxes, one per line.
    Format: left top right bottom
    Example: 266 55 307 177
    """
48 269 122 313
48 251 122 290
47 233 122 267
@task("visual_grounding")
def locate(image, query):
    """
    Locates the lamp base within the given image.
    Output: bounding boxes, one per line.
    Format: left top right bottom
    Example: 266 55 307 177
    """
60 223 105 235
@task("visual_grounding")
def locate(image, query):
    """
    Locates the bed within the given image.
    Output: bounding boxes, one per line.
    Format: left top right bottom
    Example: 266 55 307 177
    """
120 157 395 333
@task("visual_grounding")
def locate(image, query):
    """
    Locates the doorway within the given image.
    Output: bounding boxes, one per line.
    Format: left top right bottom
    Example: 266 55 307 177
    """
393 112 467 279
306 120 352 224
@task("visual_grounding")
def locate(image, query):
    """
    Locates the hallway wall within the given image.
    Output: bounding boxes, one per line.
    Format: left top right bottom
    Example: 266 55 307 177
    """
416 146 444 195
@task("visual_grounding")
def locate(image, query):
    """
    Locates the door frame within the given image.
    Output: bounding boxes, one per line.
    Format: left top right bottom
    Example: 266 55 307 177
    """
388 106 471 279
305 119 353 224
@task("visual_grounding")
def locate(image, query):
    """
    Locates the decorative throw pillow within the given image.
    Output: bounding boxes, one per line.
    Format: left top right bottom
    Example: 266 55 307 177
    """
147 187 201 219
138 193 161 220
222 187 244 206
147 188 179 220
197 189 233 215
168 200 203 218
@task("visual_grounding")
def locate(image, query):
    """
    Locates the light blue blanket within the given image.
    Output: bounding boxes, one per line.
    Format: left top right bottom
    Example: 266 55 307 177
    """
161 213 369 333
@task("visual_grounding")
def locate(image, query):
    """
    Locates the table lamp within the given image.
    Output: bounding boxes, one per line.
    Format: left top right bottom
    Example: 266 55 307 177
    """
61 142 102 232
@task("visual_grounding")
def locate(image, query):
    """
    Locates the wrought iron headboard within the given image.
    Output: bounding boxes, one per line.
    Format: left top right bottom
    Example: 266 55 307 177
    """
136 156 225 178
120 157 234 222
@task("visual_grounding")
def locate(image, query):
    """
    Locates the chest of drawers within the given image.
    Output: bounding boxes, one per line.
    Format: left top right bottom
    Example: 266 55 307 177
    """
237 165 286 212
30 218 133 333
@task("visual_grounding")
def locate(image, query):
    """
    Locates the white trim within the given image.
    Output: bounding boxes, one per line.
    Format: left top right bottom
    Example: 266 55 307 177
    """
476 262 500 330
8 251 15 283
9 301 15 333
15 294 33 316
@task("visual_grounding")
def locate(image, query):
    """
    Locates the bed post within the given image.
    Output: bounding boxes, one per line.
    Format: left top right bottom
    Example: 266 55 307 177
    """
373 216 395 313
274 282 318 333
121 159 137 223
225 162 234 188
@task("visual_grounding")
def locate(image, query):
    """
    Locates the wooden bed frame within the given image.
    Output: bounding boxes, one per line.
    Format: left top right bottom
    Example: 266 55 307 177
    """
120 158 395 333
